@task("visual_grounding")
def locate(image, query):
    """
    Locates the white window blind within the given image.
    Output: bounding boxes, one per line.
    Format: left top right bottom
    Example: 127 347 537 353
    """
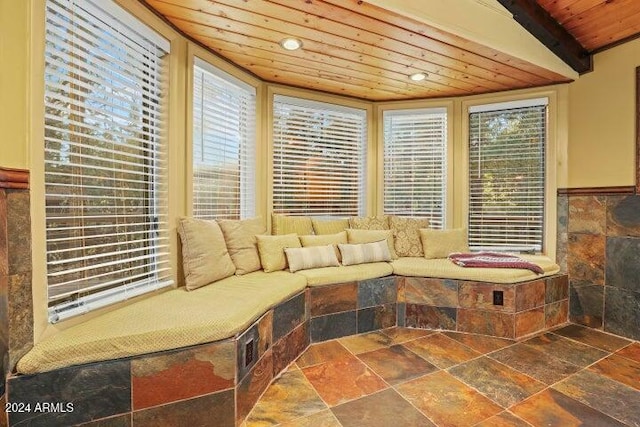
383 108 447 228
44 0 172 322
272 95 367 216
468 99 547 252
192 58 256 219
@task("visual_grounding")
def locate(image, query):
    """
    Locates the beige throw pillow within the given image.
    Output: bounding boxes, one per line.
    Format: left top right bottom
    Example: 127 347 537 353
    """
271 214 314 235
299 231 347 261
338 240 391 266
346 228 397 259
218 217 266 275
256 234 302 272
312 218 349 235
420 228 469 259
177 217 236 290
285 245 339 272
389 216 430 257
348 215 390 230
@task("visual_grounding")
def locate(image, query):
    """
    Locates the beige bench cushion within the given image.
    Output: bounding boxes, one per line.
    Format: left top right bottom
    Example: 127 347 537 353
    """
296 262 393 287
17 271 306 374
391 255 560 283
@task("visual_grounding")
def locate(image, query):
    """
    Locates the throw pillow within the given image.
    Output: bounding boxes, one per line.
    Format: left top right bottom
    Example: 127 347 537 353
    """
346 228 398 259
420 228 469 259
348 215 390 230
218 217 266 275
177 217 236 290
285 245 339 273
299 231 347 261
312 218 349 235
338 240 391 266
271 214 314 235
389 216 430 257
256 234 302 272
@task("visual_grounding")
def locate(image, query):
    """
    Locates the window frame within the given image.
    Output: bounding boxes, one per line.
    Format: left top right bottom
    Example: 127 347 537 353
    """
268 89 373 219
190 56 257 220
376 102 454 227
381 106 449 228
186 45 264 221
462 92 558 257
40 0 174 323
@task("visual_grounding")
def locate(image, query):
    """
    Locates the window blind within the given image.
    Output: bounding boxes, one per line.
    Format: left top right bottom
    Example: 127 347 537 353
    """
468 99 547 252
383 108 447 228
272 95 367 216
192 58 256 220
44 0 172 322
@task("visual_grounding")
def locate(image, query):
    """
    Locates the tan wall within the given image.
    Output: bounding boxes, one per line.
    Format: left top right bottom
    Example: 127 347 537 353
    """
568 38 640 188
0 0 30 169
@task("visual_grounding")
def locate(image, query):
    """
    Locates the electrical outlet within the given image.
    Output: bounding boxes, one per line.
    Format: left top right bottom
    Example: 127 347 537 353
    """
493 290 504 306
245 339 254 367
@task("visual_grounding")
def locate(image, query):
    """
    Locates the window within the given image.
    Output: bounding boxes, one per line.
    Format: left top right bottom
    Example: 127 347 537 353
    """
468 98 547 252
44 0 172 321
192 58 256 219
383 108 447 228
272 95 367 216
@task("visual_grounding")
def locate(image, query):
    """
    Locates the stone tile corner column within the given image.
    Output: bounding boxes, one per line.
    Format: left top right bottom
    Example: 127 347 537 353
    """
0 167 34 406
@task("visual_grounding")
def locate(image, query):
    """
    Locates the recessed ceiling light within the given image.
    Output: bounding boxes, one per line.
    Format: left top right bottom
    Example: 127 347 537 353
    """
409 72 427 81
280 37 303 51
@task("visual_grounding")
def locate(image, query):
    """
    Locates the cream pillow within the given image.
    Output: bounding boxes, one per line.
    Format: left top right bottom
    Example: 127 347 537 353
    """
299 231 347 261
312 218 349 235
256 234 302 272
420 228 469 259
389 216 430 257
218 217 266 275
285 245 339 273
271 214 313 235
177 218 236 290
338 240 391 266
346 228 397 259
348 215 390 230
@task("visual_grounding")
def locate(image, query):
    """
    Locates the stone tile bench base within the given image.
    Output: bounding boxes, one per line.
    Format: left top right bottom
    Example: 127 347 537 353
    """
5 274 568 426
398 274 570 339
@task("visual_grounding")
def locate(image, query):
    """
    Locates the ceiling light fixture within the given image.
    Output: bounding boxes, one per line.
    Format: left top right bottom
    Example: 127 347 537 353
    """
409 72 427 81
280 37 303 51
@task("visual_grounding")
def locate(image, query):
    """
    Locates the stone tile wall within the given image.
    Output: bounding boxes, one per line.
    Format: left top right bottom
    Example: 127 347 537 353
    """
559 194 640 340
0 184 33 427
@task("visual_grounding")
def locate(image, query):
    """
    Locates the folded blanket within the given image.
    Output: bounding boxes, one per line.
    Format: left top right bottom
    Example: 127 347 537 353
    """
448 252 544 274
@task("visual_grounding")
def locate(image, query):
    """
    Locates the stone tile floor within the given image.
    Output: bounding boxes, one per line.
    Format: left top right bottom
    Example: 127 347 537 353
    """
243 324 640 427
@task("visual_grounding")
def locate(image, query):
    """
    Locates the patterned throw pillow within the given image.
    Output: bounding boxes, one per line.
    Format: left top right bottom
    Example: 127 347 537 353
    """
256 234 302 272
420 228 469 259
389 216 430 257
348 215 390 230
346 228 397 259
177 218 236 290
338 240 391 266
284 245 339 272
271 214 314 235
218 217 266 275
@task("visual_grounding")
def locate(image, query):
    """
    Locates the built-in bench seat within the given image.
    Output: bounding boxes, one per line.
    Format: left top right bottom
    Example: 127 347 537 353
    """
17 270 306 375
295 262 394 286
9 209 568 427
8 262 568 426
391 254 560 283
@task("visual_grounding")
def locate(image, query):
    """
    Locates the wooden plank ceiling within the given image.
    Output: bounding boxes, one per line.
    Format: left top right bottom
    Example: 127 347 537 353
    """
536 0 640 52
143 0 569 101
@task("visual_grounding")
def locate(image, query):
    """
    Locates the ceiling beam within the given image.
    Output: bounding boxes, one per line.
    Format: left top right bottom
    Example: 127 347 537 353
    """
496 0 592 74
